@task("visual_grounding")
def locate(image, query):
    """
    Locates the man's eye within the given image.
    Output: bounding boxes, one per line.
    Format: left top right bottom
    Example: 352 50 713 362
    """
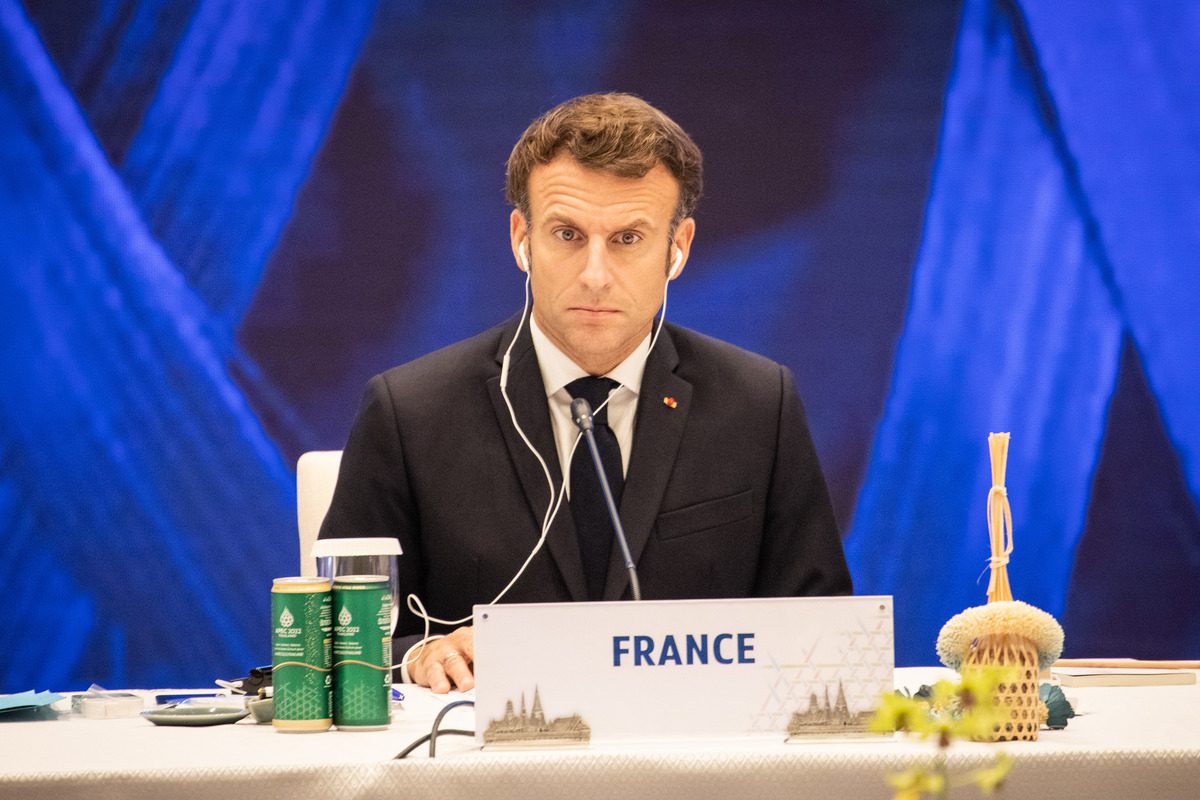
555 229 577 242
618 232 641 245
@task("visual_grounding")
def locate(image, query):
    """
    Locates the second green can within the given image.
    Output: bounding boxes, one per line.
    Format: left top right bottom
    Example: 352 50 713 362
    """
332 575 393 729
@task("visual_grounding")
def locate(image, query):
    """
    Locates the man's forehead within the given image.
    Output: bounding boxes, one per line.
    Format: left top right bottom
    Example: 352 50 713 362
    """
527 156 680 223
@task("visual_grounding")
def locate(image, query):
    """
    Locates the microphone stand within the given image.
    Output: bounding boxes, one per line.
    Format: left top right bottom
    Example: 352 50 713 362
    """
570 398 642 601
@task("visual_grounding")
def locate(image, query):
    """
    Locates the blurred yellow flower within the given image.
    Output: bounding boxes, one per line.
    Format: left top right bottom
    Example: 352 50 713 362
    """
886 767 946 800
870 668 1015 799
968 752 1013 794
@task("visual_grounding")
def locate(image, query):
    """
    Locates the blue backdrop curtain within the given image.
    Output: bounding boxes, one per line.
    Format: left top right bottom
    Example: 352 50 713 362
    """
1017 1 1200 507
3 0 1198 691
847 0 1200 665
0 0 374 688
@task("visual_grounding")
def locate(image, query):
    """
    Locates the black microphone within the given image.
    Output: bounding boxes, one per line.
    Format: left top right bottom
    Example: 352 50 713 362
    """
569 397 642 602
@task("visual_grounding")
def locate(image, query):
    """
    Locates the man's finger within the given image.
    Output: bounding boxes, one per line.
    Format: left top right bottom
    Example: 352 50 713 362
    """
442 650 475 692
455 632 475 662
425 656 451 694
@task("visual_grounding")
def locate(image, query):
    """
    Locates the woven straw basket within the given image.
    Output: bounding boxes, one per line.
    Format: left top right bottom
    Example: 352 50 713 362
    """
963 632 1048 742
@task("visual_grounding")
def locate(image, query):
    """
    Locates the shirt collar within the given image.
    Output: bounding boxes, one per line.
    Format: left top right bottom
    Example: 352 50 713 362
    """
529 314 650 398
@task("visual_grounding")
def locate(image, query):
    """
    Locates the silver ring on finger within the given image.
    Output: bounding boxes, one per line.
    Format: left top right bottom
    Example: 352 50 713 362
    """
441 651 462 665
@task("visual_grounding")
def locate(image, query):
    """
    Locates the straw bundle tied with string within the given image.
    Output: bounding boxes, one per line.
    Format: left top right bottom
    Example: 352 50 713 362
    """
985 432 1013 604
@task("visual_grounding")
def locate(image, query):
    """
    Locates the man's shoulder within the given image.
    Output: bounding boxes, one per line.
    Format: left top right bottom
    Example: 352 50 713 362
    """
373 319 510 398
665 323 786 384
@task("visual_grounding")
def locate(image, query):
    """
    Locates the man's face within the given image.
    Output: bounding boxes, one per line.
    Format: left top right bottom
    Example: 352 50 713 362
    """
510 155 695 375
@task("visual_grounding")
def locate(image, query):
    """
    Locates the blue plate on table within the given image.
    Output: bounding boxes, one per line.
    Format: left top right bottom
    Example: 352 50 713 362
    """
141 705 250 726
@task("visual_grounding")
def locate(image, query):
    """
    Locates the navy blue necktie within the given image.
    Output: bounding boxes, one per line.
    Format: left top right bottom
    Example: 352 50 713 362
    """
566 376 624 601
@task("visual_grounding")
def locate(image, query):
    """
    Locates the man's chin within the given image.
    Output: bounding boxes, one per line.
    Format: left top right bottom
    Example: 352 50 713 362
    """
563 332 644 372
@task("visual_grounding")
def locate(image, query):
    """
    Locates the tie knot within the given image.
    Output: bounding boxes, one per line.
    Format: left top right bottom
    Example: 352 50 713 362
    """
565 376 619 425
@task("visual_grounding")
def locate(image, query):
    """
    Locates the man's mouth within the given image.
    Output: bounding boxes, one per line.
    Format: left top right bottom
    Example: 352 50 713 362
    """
570 306 619 316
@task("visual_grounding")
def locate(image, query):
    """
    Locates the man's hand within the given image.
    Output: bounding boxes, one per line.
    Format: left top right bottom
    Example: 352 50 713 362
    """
408 626 475 693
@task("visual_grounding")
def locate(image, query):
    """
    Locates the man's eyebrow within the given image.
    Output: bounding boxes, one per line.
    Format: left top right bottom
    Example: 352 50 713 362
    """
537 214 658 231
541 213 577 227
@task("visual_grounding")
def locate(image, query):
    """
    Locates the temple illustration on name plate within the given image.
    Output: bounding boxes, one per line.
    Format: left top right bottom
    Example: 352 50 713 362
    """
483 687 591 747
785 680 874 738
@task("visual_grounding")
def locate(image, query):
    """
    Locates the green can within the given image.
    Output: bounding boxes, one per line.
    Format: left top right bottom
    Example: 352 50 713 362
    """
271 577 332 732
332 575 393 730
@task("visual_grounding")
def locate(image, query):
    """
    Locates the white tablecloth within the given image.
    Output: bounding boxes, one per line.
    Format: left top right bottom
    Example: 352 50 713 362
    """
2 669 1198 800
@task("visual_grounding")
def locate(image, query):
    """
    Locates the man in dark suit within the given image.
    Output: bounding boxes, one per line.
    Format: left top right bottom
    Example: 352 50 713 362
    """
320 93 851 693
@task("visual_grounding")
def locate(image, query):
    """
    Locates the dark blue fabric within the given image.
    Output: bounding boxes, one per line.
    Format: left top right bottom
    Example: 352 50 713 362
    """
2 0 1197 690
49 0 199 165
123 0 377 332
1017 0 1200 512
0 0 371 688
847 0 1200 665
846 0 1125 665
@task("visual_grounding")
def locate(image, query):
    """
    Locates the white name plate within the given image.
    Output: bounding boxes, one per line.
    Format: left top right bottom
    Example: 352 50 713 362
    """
473 595 893 747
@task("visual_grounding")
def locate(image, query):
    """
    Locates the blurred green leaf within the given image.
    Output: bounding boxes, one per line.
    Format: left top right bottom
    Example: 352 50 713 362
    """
1039 683 1075 730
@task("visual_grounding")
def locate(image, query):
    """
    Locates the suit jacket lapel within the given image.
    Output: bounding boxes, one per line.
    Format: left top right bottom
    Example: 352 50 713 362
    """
604 326 692 600
486 319 588 601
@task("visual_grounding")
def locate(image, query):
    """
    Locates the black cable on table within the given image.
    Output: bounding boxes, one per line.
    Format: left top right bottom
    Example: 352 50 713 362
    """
394 700 475 759
394 729 474 759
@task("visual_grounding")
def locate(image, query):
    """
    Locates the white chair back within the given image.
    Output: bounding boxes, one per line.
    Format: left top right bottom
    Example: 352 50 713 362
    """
296 450 343 576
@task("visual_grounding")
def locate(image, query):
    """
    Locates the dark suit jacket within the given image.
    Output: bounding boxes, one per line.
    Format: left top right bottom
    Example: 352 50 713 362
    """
319 317 851 646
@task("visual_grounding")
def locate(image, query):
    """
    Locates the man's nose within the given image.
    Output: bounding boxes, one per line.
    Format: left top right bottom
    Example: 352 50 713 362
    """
578 241 614 289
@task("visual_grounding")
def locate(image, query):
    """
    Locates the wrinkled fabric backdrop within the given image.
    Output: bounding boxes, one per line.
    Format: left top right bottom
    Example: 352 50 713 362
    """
2 0 1198 691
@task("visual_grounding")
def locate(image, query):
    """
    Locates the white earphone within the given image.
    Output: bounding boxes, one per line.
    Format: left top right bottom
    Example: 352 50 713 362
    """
668 247 683 279
519 243 530 272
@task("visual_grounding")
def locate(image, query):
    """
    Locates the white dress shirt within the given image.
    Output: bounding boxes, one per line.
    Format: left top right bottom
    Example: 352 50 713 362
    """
529 315 649 492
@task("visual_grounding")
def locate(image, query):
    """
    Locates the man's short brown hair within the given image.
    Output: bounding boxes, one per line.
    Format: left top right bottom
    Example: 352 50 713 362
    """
505 93 703 228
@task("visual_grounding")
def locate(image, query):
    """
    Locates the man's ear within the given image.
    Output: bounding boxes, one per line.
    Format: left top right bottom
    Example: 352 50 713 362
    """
510 209 529 272
668 217 696 280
